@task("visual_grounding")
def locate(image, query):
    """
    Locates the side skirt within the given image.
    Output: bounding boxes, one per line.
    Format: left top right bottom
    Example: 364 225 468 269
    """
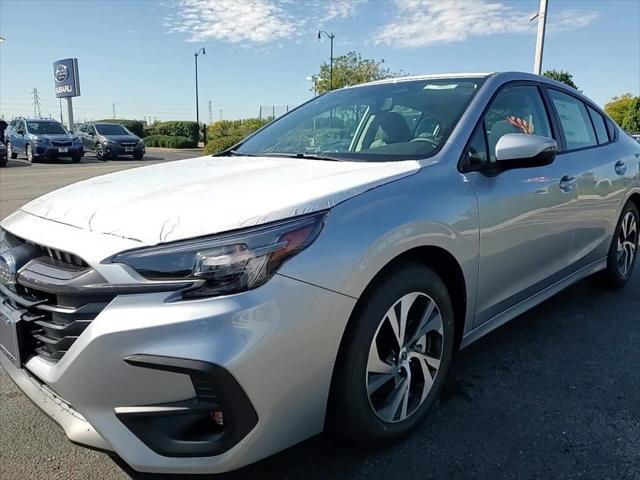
460 258 607 349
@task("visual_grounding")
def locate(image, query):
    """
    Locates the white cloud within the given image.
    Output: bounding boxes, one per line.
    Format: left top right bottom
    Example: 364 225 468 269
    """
166 0 298 43
323 0 366 20
374 0 598 48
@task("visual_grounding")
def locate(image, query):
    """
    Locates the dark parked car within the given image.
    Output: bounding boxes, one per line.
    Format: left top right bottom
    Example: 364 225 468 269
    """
0 120 7 167
76 122 145 160
4 118 83 163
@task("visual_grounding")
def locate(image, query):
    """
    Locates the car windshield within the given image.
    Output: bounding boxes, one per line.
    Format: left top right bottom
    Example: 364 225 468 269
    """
26 121 67 135
234 78 484 162
95 124 130 135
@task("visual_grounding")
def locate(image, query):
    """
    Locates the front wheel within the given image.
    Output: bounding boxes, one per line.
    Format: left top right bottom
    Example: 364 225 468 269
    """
328 263 454 445
133 152 144 160
592 201 639 288
26 144 35 163
7 142 17 159
70 153 82 163
95 144 106 161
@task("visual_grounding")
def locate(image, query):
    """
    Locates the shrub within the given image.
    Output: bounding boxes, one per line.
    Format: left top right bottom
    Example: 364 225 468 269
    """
96 119 144 137
143 135 197 149
204 118 271 155
147 121 200 143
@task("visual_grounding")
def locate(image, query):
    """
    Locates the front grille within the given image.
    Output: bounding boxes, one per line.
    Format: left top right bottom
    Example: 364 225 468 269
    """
1 232 111 363
51 141 73 147
119 142 137 147
4 230 87 268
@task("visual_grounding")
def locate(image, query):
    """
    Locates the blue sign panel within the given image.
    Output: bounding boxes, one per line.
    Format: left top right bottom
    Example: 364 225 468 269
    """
53 58 80 98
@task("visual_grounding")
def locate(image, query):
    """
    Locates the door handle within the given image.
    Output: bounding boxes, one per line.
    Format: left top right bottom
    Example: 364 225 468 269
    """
615 160 627 176
559 175 577 193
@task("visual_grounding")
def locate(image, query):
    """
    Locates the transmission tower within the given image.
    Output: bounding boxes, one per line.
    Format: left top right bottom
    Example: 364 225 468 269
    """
31 88 43 118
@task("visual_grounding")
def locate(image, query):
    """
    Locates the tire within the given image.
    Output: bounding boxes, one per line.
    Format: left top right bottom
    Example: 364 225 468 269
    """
0 157 7 167
95 144 106 161
133 153 144 160
71 153 82 163
26 144 35 163
7 142 17 159
328 262 455 445
592 201 639 288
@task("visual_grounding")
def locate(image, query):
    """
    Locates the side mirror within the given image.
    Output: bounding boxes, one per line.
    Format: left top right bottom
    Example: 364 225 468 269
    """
495 133 556 169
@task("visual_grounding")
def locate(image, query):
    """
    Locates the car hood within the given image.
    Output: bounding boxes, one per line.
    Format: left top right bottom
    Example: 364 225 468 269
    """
34 133 74 141
101 134 140 143
20 155 420 245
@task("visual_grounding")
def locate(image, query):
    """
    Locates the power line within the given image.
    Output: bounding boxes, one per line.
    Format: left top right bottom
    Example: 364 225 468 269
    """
31 88 43 118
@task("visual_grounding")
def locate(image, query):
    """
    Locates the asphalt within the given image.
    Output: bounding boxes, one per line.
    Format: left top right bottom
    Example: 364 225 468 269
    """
0 154 638 480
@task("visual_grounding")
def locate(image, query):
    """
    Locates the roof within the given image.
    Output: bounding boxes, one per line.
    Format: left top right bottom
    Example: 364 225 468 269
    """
350 72 494 89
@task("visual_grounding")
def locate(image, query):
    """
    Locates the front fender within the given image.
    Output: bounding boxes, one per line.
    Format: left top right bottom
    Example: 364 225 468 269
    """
279 162 480 331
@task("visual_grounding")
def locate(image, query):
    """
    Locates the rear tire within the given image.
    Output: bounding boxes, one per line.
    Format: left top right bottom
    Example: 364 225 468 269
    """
328 263 454 445
591 201 639 288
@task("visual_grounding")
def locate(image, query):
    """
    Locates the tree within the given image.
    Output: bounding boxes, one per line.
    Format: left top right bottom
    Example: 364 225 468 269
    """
311 51 402 94
605 93 635 126
621 97 640 132
543 70 580 91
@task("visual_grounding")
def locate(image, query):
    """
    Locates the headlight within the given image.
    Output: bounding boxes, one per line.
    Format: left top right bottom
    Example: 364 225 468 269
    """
72 136 82 143
100 137 118 146
109 212 327 298
32 137 48 144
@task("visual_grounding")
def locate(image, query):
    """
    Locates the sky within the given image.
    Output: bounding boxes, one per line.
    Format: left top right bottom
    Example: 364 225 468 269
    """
0 0 638 123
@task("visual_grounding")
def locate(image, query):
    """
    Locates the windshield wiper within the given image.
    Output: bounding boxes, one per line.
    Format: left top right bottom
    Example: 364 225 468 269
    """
261 152 343 162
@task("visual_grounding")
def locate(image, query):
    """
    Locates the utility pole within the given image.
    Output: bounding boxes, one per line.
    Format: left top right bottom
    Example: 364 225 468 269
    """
112 103 116 119
59 98 64 123
31 88 42 118
531 0 548 75
219 109 223 121
208 100 213 124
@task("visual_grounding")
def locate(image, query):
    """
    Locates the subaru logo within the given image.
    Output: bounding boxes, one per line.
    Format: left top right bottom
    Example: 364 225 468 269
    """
54 64 68 83
0 252 17 286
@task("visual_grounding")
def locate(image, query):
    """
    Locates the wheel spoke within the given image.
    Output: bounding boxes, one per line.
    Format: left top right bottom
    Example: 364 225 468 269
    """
378 378 409 422
412 351 441 370
368 340 393 374
367 372 395 395
415 355 435 401
399 369 412 421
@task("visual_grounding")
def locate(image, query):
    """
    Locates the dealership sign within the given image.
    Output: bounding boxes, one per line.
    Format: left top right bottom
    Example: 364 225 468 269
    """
53 58 80 98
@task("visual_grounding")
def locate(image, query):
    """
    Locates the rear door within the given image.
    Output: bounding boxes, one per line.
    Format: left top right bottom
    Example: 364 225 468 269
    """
462 82 579 327
545 88 630 270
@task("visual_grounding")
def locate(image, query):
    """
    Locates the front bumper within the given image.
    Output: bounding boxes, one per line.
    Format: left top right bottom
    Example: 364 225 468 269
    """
34 145 83 158
102 143 145 157
1 272 355 474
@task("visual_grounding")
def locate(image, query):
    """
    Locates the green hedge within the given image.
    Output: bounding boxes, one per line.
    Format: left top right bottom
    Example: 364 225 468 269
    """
143 135 197 149
204 118 270 155
96 119 144 138
147 121 200 144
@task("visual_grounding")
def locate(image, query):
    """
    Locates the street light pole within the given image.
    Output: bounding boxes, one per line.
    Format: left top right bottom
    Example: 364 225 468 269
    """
317 31 335 91
531 0 548 75
194 47 206 125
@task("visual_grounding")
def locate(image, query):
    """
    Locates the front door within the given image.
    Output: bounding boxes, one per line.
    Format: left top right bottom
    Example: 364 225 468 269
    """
464 83 579 326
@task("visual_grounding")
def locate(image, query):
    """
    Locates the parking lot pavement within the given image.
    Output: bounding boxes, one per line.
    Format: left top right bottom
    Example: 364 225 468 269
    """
1 160 639 480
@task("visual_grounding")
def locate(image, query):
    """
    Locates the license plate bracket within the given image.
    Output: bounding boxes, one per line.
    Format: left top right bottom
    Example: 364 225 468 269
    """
125 147 134 152
0 299 25 367
58 147 68 153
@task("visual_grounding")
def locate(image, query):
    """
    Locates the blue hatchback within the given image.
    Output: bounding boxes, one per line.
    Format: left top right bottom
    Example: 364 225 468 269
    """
5 118 83 163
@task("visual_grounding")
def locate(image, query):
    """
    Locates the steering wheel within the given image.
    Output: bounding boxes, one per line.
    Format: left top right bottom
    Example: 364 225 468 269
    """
410 137 439 148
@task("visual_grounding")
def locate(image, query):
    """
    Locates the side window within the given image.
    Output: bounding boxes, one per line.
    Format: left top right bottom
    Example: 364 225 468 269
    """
587 105 609 145
484 85 552 162
605 118 617 141
548 89 597 150
466 124 488 167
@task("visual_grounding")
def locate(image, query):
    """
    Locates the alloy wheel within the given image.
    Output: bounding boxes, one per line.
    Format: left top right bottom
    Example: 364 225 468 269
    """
26 144 33 163
7 142 13 159
366 292 444 423
617 211 638 276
